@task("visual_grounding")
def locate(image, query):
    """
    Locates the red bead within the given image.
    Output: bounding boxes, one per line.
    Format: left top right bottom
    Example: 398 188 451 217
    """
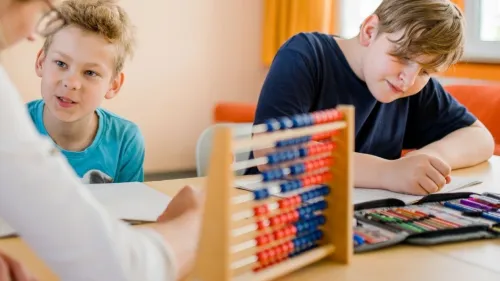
290 225 297 235
254 205 268 216
280 243 289 254
256 220 266 230
275 245 284 256
305 161 314 172
287 241 295 253
278 198 288 209
279 213 289 224
273 229 285 240
303 177 311 187
267 248 277 260
270 215 281 226
292 195 302 206
291 211 300 222
257 251 269 262
256 234 269 246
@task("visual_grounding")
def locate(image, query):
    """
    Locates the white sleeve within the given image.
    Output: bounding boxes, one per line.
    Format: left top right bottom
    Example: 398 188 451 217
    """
0 66 177 281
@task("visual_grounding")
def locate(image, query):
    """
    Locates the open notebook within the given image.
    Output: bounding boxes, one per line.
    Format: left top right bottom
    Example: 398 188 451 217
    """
0 182 171 238
235 176 483 205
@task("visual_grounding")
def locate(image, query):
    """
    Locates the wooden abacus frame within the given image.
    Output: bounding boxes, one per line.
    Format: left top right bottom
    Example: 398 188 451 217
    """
190 105 354 281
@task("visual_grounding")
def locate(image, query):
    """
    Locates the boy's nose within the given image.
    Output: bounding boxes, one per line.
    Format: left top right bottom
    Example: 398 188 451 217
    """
400 67 419 89
63 76 81 90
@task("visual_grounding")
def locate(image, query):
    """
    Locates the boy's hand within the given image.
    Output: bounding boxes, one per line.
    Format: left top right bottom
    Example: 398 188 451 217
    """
0 250 38 281
156 185 205 222
383 154 451 195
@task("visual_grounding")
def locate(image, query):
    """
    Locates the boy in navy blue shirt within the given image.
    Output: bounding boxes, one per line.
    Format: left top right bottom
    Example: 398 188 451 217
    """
249 0 494 195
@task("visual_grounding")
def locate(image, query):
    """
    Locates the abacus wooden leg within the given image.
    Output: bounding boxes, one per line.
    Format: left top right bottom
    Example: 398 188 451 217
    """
327 105 354 264
190 126 235 280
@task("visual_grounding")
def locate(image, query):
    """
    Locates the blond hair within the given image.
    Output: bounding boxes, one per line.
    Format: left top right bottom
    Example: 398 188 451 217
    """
43 0 135 74
373 0 464 71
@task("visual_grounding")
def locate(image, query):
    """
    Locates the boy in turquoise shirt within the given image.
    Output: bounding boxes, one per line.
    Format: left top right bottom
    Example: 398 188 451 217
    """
26 0 144 184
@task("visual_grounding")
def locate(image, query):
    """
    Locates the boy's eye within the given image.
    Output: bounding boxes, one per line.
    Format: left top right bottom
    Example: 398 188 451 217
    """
55 60 67 68
85 70 98 77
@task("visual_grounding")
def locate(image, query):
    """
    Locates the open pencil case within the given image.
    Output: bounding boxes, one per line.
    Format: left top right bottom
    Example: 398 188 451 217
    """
352 191 500 253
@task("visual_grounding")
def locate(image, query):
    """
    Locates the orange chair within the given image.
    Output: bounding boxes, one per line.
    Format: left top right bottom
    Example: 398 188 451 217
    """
213 102 256 123
444 84 500 156
213 84 500 156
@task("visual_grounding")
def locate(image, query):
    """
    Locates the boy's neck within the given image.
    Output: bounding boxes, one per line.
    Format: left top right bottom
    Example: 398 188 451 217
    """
335 36 366 82
43 107 99 152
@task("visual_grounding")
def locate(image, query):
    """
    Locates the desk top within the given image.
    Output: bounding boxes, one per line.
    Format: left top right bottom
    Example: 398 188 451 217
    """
2 157 500 280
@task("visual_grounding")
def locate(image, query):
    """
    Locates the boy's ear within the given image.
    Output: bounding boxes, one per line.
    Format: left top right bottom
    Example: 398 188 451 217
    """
35 49 46 78
359 14 380 47
104 72 125 100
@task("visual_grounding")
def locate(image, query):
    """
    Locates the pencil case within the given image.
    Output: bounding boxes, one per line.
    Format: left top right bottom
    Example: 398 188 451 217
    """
352 191 500 253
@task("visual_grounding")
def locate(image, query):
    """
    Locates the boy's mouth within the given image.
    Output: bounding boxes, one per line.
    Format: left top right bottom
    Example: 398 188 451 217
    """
386 80 404 94
57 96 77 104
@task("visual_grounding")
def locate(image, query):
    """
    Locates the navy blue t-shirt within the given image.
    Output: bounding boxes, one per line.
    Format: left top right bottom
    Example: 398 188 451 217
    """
245 32 476 175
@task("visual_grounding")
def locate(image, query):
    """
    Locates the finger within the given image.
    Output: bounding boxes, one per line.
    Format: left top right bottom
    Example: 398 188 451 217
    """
426 167 447 190
445 175 452 184
428 156 451 177
3 254 34 281
0 257 11 281
419 176 440 194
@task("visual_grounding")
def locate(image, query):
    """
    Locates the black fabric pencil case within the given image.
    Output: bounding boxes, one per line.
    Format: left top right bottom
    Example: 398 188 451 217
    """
352 192 500 253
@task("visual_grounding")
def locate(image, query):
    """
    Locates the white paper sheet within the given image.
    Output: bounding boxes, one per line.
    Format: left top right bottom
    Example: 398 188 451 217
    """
0 182 171 238
84 182 172 222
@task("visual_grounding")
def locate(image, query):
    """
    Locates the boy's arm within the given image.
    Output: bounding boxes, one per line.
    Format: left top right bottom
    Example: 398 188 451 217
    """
404 120 494 169
116 126 145 182
403 78 494 169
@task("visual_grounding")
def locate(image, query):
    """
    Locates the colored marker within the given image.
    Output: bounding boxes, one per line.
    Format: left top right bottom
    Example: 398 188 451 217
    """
443 201 480 213
481 212 500 223
470 195 500 207
353 233 365 246
484 192 500 201
459 199 494 211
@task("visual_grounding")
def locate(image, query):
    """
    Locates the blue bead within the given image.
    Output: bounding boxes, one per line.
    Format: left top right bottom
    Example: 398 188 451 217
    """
254 189 269 200
265 119 280 132
318 216 326 225
304 115 312 126
292 115 304 127
262 171 272 182
298 148 307 157
289 180 300 191
267 153 279 164
279 182 290 193
278 117 293 129
303 221 310 230
322 186 330 195
293 239 301 248
275 139 288 147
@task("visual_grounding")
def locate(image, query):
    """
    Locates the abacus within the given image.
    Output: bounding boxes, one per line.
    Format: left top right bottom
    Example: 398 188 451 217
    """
190 105 354 281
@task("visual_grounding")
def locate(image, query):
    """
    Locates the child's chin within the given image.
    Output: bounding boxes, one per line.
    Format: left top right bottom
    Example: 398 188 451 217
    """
372 91 396 103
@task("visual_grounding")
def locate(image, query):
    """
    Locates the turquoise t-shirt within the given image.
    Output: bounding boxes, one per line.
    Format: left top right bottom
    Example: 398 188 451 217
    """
26 99 145 184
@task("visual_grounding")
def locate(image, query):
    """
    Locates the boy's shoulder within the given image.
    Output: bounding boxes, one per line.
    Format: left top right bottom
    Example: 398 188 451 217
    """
97 107 144 145
278 32 349 75
26 99 44 117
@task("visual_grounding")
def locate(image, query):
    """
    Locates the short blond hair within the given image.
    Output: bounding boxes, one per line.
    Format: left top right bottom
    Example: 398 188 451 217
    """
43 0 135 74
373 0 464 71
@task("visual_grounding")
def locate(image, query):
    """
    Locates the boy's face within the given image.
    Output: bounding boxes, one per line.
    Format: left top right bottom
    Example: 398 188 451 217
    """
359 16 442 103
35 25 123 123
